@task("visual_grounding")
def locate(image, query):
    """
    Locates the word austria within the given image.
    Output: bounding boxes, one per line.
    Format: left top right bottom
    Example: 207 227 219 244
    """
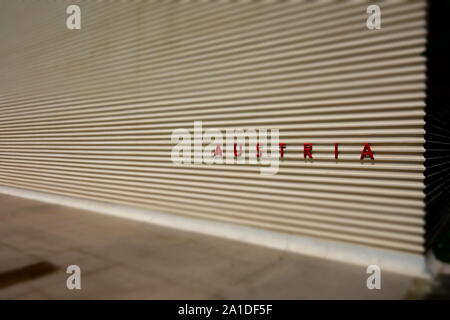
171 121 374 175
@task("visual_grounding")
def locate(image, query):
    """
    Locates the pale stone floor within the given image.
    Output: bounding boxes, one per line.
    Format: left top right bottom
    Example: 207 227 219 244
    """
0 194 433 299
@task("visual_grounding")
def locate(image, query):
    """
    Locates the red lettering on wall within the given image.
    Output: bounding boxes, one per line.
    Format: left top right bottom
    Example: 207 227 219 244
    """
234 143 243 157
279 143 286 159
256 144 262 158
304 143 313 159
360 143 374 160
213 144 223 157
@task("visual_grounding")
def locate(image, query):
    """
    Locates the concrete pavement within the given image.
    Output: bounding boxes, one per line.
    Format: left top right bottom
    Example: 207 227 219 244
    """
0 194 431 299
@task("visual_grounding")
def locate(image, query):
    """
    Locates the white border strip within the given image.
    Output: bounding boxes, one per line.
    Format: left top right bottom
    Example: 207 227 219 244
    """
0 185 430 278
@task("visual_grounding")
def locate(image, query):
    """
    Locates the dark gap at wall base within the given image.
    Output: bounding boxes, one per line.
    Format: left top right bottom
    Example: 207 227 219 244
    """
424 0 450 256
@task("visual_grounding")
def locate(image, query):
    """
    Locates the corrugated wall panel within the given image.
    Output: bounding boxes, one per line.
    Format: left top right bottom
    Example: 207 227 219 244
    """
0 0 427 253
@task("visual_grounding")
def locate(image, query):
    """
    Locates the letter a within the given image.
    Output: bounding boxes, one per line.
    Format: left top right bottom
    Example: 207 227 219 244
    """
366 5 381 30
360 143 374 160
366 265 381 290
66 265 81 290
66 5 81 30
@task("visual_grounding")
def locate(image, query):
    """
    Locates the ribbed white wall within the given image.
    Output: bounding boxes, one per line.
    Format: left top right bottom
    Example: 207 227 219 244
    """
0 1 427 254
